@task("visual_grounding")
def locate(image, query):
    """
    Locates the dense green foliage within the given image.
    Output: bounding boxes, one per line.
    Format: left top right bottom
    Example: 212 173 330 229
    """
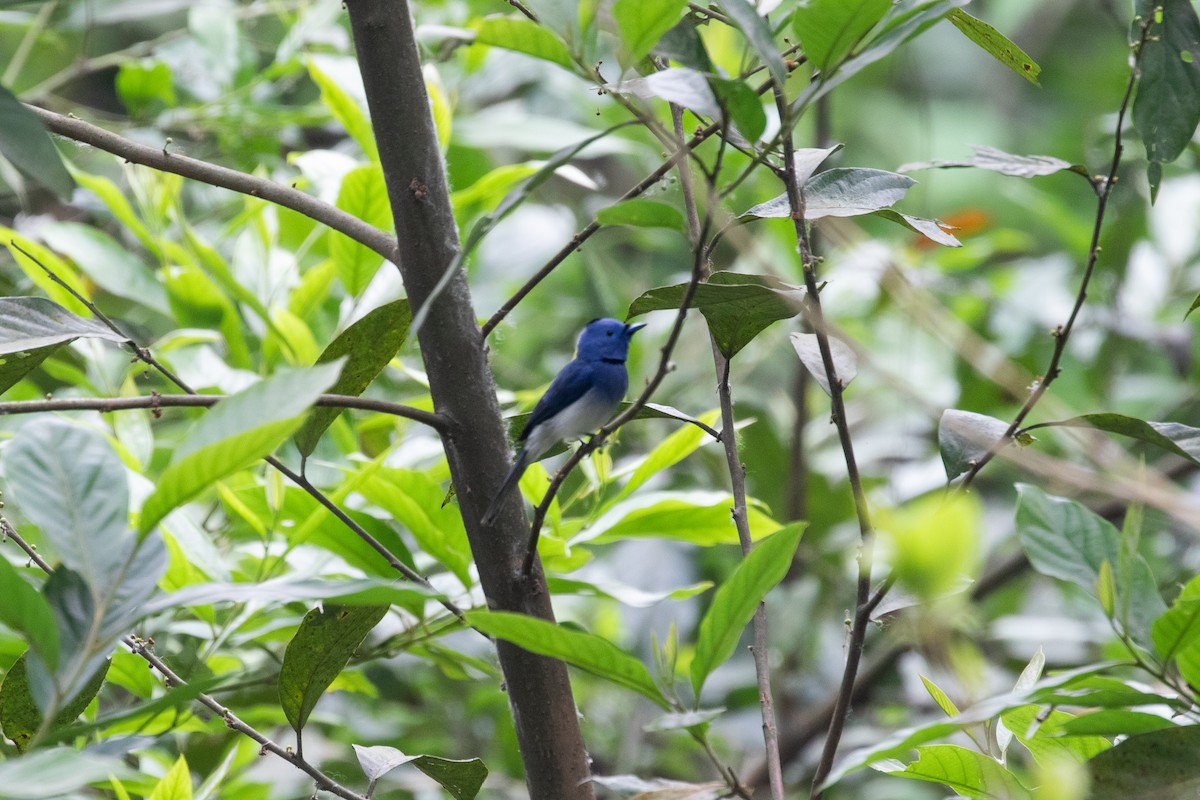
2 0 1200 798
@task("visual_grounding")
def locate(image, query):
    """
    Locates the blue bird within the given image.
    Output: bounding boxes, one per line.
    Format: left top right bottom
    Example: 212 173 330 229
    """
483 318 646 525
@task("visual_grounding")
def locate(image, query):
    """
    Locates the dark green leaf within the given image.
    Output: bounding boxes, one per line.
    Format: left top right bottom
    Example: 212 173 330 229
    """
464 610 669 708
1087 725 1200 800
332 165 392 295
900 144 1087 179
653 18 716 71
139 361 346 533
279 604 389 733
596 199 684 230
6 419 134 596
0 86 74 199
1027 413 1200 464
1015 484 1119 593
1133 0 1200 201
790 332 857 395
628 271 805 359
937 409 1010 480
711 0 787 86
947 9 1040 85
690 523 805 694
472 16 576 70
1151 574 1200 685
1186 293 1200 319
411 755 489 800
0 297 126 395
711 77 766 141
0 558 59 669
1058 709 1177 737
791 0 891 71
295 299 412 456
0 653 109 752
613 0 687 63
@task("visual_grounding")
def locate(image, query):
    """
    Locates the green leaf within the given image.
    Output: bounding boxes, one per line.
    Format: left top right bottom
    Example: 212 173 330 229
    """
1133 0 1200 201
583 493 781 547
0 746 130 798
331 165 392 295
472 16 576 70
1087 725 1200 800
148 755 193 800
295 299 412 456
0 297 125 395
1058 709 1177 737
0 653 109 752
791 0 891 71
690 523 804 695
0 85 74 199
790 332 857 395
355 469 473 587
920 675 960 717
1 232 92 317
710 77 767 141
613 0 687 63
0 558 59 670
653 17 716 72
143 577 433 616
409 755 489 800
1151 574 1200 685
6 419 134 596
139 361 345 533
1015 484 1119 593
999 705 1110 766
279 604 389 733
871 209 962 247
611 409 721 503
115 60 177 115
37 222 170 315
711 0 788 86
879 744 1031 799
899 144 1088 180
465 610 669 708
628 271 805 359
307 56 378 161
1097 559 1116 618
1028 413 1200 465
596 199 684 230
615 67 721 119
946 9 1040 85
1186 292 1200 319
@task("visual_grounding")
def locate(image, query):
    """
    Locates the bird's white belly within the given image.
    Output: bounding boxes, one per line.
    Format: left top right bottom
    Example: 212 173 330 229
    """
524 390 620 460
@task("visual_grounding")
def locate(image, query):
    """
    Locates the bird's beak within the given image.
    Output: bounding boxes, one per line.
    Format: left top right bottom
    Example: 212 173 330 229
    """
626 322 647 335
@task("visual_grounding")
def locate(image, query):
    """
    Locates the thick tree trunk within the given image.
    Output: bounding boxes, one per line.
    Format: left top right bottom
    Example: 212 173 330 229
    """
343 2 595 797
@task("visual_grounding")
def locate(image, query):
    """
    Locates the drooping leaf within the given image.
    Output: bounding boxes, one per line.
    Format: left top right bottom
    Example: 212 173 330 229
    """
307 56 378 161
690 523 805 695
1087 725 1200 800
6 419 134 596
791 0 891 71
0 297 125 395
743 168 915 220
0 86 75 199
0 653 109 752
871 209 962 247
937 409 1010 480
946 9 1040 85
331 165 392 295
464 610 669 708
139 361 346 533
472 16 576 70
294 299 412 456
899 144 1089 179
1132 0 1200 201
613 0 687 63
615 67 722 119
628 271 806 359
790 332 857 395
408 755 489 800
279 604 389 733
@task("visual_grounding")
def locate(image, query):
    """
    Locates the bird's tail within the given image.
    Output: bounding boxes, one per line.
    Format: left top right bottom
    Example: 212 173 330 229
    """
481 450 529 525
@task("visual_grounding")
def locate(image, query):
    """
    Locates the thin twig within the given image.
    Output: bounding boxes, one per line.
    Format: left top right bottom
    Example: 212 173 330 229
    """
27 106 398 263
0 520 369 800
0 393 446 430
957 19 1153 490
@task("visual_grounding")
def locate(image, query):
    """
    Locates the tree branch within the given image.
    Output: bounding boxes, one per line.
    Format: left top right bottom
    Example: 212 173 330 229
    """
27 105 398 264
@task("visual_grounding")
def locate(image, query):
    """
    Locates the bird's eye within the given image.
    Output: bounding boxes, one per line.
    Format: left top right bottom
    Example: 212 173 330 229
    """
606 331 613 336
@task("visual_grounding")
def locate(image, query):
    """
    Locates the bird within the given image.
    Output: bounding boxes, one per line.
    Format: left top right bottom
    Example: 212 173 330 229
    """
482 318 646 525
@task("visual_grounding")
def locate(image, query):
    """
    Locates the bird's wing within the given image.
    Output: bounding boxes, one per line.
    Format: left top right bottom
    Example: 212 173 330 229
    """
519 360 595 443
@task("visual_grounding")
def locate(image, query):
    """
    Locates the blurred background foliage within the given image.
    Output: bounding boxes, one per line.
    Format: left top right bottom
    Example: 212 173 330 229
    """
1 0 1200 798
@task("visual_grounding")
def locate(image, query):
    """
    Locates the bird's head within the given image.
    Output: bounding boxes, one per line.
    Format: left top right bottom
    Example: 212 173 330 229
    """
576 317 646 362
